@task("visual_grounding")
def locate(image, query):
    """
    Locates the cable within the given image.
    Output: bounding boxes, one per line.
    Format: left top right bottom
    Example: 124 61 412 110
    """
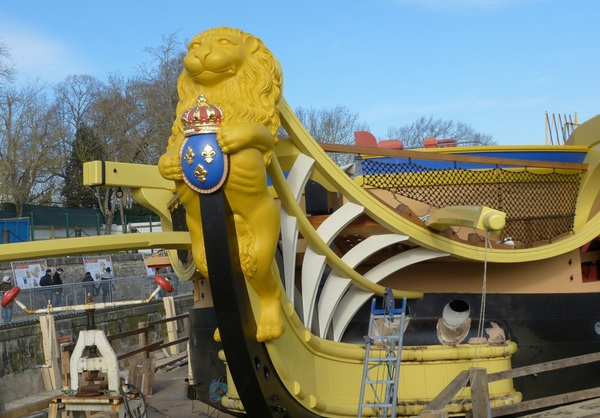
119 381 148 418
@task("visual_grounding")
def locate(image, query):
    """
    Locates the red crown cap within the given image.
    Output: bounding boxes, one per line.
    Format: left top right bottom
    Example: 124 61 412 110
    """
181 95 224 136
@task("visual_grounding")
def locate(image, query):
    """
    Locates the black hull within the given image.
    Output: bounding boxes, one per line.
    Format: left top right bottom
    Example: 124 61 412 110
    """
188 306 229 410
190 290 600 411
343 292 600 401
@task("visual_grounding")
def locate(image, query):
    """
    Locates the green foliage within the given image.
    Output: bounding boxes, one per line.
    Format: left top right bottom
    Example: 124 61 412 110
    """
63 123 105 208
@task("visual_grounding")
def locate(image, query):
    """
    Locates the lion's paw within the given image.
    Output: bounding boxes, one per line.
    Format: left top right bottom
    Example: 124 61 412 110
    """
256 299 285 342
158 151 183 181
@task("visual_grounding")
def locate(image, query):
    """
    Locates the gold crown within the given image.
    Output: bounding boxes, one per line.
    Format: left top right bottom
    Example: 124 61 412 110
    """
181 95 224 136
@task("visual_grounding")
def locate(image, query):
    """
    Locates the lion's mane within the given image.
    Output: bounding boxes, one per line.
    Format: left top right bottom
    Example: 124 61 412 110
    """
168 27 283 156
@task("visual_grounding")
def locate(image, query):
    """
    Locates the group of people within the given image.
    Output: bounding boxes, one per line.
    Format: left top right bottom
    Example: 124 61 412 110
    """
39 267 64 307
82 267 115 303
1 266 116 325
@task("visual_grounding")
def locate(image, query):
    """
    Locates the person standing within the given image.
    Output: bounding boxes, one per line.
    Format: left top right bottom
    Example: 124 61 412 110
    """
100 267 114 303
52 268 64 306
40 268 53 306
82 272 95 300
1 275 14 324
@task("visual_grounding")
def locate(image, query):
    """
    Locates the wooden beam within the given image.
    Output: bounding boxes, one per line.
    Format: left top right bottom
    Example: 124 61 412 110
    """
489 351 600 382
491 387 600 417
157 336 189 351
470 368 491 418
116 340 163 361
0 397 58 418
422 370 470 413
146 313 189 327
39 315 62 390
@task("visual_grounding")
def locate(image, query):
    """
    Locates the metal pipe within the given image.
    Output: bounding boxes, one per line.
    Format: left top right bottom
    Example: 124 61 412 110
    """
12 285 165 315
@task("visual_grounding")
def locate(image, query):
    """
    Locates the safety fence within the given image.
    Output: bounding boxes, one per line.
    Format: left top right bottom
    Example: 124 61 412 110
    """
2 273 193 324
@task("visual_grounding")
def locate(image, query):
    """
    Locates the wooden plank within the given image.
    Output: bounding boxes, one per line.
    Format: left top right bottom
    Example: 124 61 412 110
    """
39 314 62 390
163 297 180 355
155 352 188 371
128 357 156 396
146 313 189 327
117 340 163 361
318 142 589 170
40 367 52 393
106 326 148 341
157 336 189 351
422 370 470 412
470 368 491 418
489 351 600 382
0 398 57 418
138 322 149 360
60 343 71 389
491 387 600 417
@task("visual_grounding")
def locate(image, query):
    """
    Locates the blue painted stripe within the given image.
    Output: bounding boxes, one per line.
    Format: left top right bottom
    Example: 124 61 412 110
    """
359 150 587 173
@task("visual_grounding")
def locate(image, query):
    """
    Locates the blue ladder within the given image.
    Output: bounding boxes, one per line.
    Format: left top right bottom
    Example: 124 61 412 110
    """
357 294 407 418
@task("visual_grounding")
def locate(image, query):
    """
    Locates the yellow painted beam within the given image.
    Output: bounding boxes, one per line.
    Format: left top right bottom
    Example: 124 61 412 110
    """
279 97 600 263
83 161 174 190
0 232 191 262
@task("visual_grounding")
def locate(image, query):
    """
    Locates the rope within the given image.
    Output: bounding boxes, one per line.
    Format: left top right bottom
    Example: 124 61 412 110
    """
457 228 491 410
476 230 490 343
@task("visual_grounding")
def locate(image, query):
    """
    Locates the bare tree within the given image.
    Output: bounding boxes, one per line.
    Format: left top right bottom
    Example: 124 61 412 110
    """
135 32 183 164
387 116 495 149
0 82 60 214
53 75 103 132
295 105 369 165
51 75 104 192
0 41 15 89
88 33 182 234
88 75 142 233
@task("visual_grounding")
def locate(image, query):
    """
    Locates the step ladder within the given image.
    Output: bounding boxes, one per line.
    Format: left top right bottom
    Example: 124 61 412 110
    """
357 292 407 418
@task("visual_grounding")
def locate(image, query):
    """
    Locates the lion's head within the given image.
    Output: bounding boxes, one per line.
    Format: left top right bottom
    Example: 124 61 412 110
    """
169 27 283 148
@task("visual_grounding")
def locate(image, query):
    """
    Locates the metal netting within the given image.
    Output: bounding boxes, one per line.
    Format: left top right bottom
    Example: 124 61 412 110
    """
361 158 583 247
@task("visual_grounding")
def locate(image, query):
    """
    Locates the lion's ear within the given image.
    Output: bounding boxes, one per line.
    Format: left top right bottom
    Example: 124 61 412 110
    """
244 36 260 53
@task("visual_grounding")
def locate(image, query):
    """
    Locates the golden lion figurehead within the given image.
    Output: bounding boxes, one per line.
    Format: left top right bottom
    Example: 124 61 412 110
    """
168 27 283 150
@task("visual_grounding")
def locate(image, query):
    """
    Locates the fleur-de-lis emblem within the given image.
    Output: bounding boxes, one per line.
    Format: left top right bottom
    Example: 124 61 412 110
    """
194 164 208 183
201 144 216 163
184 146 195 166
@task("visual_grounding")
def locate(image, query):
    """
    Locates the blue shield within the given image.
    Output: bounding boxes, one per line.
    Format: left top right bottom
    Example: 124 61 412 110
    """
179 133 228 194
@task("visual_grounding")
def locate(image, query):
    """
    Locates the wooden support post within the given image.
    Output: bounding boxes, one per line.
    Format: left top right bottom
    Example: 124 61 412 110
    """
470 368 491 418
163 296 180 355
138 322 149 359
60 342 74 390
39 314 62 390
183 315 190 338
186 341 194 387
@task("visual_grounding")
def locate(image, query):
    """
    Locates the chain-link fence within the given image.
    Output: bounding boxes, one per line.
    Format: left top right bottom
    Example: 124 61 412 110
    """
361 158 583 247
2 273 193 324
